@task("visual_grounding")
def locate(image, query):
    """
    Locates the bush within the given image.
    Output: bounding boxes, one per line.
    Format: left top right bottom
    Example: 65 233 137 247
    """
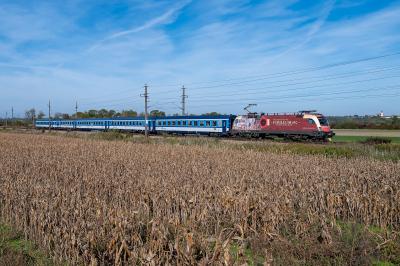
362 137 392 144
331 122 400 130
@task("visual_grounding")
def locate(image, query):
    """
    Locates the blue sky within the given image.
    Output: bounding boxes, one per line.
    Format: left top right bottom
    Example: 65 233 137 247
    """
1 0 400 118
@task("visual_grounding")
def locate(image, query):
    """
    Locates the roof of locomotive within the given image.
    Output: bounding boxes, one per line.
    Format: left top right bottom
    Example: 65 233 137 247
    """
234 112 324 119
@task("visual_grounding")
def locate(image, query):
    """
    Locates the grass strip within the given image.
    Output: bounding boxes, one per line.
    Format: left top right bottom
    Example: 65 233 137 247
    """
0 221 60 266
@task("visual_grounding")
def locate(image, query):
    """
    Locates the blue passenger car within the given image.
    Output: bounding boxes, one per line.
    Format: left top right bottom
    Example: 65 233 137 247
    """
153 115 236 136
35 115 237 136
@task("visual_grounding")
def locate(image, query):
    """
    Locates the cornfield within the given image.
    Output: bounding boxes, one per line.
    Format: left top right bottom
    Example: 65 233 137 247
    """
0 132 399 265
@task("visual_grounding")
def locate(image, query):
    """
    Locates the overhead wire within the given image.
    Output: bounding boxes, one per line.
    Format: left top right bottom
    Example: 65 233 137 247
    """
149 52 400 88
30 52 400 114
137 64 400 97
188 92 400 108
151 75 400 102
51 52 400 109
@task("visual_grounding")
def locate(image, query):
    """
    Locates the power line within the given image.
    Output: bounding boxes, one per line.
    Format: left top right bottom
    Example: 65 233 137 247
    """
27 52 400 115
132 64 400 98
185 84 400 106
28 53 400 112
152 75 400 102
185 64 400 92
149 52 400 88
188 92 400 108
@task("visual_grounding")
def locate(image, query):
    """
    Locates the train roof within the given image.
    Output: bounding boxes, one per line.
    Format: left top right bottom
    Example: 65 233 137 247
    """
36 115 236 122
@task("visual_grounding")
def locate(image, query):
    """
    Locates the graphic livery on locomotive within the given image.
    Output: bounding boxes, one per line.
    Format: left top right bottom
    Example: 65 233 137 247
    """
232 110 334 141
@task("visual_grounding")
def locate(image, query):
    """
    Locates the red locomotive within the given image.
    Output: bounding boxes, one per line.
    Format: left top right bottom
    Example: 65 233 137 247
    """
231 110 335 141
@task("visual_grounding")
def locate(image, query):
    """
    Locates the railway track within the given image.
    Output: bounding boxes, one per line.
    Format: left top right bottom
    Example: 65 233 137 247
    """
33 128 350 145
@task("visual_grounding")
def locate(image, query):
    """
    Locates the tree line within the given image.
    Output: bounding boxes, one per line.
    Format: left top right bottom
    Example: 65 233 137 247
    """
23 109 223 120
0 108 223 127
330 116 400 130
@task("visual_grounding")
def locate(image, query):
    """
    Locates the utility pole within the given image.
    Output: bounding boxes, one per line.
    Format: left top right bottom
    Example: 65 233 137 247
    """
140 84 149 137
5 111 7 127
75 102 78 129
11 107 13 129
48 101 51 131
181 86 188 116
32 108 35 129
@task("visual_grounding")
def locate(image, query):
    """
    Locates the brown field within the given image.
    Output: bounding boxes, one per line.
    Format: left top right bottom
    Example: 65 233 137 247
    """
1 132 399 265
333 129 400 137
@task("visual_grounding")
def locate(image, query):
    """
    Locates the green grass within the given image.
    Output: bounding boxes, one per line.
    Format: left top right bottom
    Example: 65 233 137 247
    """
0 221 62 266
332 136 400 143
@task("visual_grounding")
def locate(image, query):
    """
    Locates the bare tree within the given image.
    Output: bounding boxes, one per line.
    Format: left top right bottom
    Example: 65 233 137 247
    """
37 111 45 119
54 112 62 119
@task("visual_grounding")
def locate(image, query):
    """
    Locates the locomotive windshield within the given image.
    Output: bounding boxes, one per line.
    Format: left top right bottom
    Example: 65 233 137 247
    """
317 117 329 126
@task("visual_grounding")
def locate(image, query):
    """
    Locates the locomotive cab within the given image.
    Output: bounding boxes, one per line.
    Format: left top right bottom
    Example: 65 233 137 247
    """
316 116 331 132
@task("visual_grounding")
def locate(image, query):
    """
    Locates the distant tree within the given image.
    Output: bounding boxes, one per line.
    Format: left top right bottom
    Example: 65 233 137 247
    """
62 113 70 119
122 110 137 117
87 110 98 118
172 113 179 116
25 108 36 125
189 114 196 116
393 116 399 124
98 109 108 118
115 112 121 117
24 110 31 125
37 111 45 119
201 112 221 115
150 110 165 116
139 112 145 117
76 112 87 119
53 112 62 119
107 110 116 118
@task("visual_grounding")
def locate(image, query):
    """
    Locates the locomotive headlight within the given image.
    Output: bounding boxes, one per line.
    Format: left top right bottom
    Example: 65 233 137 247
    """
318 127 321 131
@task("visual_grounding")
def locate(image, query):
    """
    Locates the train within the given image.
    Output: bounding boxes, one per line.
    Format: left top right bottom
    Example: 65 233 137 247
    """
35 110 335 141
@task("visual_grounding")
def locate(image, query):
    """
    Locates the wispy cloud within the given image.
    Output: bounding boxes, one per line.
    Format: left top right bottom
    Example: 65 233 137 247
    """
89 2 189 51
253 0 337 70
1 0 399 116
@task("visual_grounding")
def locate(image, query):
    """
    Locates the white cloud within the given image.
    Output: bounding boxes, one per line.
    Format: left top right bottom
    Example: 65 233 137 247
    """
1 0 399 116
89 1 191 51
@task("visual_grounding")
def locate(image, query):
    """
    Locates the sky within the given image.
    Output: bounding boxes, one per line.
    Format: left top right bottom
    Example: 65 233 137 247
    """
1 0 400 118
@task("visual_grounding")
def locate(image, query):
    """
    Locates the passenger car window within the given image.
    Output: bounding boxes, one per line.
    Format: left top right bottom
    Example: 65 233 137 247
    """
213 121 217 127
183 121 187 126
200 121 204 126
194 121 198 126
172 121 176 126
206 121 210 127
178 121 181 126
